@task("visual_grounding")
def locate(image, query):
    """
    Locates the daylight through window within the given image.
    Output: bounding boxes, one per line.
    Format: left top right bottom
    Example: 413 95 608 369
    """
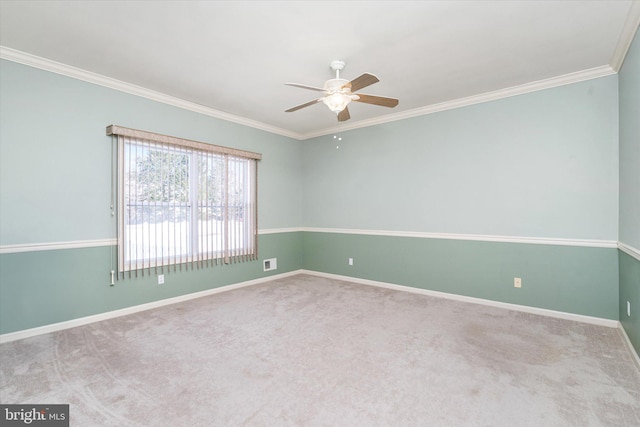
107 125 261 276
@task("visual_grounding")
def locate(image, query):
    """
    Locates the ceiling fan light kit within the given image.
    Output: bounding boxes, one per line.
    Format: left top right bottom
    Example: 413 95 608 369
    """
285 60 399 122
322 92 358 113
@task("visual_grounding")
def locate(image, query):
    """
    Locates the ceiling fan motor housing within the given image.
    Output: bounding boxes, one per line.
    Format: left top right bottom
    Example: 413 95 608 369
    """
324 78 350 92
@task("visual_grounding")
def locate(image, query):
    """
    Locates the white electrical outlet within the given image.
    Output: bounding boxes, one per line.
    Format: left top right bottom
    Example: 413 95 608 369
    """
158 274 164 285
514 277 522 288
348 258 353 266
263 258 277 272
628 301 631 317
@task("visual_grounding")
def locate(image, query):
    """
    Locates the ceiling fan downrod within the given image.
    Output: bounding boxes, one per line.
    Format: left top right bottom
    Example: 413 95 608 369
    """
330 60 346 80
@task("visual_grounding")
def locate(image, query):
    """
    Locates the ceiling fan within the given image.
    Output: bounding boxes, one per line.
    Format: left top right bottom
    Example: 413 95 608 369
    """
285 60 399 122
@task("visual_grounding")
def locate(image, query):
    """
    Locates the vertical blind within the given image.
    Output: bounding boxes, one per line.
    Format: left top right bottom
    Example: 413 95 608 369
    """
107 125 261 277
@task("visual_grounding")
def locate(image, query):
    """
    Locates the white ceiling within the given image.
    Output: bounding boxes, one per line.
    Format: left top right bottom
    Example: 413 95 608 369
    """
1 1 639 139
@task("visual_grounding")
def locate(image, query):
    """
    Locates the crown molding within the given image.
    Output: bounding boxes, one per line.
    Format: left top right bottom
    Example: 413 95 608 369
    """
300 65 616 140
0 39 629 142
611 1 640 72
0 46 302 140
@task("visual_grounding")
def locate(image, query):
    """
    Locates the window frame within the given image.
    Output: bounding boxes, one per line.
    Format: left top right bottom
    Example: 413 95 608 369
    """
108 125 261 276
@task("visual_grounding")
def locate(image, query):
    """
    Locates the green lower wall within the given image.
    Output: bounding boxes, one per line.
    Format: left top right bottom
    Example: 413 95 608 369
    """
619 251 640 354
0 232 302 335
0 231 626 337
302 232 619 320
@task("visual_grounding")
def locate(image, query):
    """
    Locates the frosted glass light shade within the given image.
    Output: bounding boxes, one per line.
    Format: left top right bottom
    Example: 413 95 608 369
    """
322 93 351 113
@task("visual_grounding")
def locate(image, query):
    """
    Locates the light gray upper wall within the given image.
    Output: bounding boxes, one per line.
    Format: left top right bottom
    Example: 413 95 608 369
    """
1 58 623 246
0 60 302 246
619 27 640 250
302 76 619 241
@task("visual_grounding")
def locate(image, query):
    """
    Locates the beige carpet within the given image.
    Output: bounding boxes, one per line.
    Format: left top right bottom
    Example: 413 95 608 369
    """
1 274 639 426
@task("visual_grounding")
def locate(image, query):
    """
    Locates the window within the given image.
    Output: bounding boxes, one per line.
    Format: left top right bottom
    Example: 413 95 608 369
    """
108 125 261 276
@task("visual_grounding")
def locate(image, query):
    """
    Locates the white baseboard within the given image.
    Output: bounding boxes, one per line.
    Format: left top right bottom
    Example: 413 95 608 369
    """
0 270 301 344
619 322 640 371
1 269 628 346
299 270 620 328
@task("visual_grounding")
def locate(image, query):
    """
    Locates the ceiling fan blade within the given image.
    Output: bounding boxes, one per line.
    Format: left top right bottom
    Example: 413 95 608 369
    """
354 94 399 108
285 98 322 112
285 83 326 92
337 106 350 122
344 73 379 92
